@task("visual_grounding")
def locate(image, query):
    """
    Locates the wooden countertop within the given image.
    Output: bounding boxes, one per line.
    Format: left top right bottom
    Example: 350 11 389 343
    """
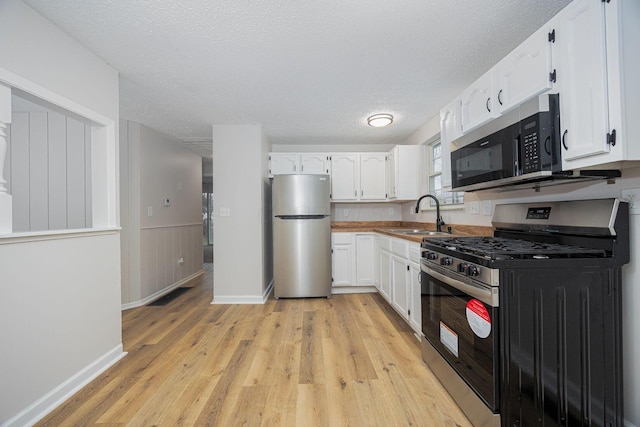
331 221 493 243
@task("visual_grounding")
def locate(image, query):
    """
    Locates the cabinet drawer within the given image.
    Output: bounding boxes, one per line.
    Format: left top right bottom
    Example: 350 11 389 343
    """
391 238 408 257
377 235 391 252
332 232 353 245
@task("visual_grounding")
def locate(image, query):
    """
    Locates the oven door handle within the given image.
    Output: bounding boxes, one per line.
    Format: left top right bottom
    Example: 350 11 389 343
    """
423 265 499 307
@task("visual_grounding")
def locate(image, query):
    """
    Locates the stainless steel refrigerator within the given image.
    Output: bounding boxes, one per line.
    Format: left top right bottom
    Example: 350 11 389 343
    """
272 174 331 298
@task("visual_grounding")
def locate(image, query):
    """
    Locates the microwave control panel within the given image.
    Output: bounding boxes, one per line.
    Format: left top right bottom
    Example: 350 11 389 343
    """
521 121 540 173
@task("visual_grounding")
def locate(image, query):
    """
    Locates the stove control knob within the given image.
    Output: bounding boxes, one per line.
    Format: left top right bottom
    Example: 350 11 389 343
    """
467 265 480 277
458 263 469 274
440 257 453 266
425 252 438 260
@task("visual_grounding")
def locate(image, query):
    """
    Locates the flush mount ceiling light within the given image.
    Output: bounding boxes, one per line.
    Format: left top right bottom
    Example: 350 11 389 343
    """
367 113 394 127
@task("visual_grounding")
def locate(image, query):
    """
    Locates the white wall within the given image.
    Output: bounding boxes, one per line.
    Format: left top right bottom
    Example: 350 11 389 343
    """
0 1 121 425
120 121 203 308
212 124 271 303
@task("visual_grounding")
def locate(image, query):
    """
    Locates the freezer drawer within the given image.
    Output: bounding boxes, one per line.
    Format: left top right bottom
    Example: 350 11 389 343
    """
273 216 331 298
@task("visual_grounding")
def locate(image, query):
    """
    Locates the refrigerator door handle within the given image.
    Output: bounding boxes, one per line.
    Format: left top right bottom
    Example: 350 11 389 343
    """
275 215 328 220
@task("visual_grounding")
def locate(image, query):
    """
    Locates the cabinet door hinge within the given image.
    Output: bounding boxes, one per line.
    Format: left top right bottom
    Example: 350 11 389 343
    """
548 29 555 43
549 69 557 83
331 249 334 254
607 129 617 146
408 309 411 316
602 0 611 3
269 155 272 160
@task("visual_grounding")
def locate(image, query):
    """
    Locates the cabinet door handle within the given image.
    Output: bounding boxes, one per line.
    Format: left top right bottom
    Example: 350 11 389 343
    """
361 190 363 197
294 165 297 172
497 89 503 105
486 97 491 112
354 190 357 197
301 165 304 172
562 129 568 150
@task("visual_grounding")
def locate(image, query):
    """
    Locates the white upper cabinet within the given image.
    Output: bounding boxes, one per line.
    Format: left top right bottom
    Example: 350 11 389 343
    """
554 0 609 163
269 153 298 175
554 0 640 169
360 153 387 201
300 153 331 174
330 154 359 201
440 99 461 191
388 145 425 200
460 69 497 133
331 153 387 202
495 25 554 115
269 153 330 176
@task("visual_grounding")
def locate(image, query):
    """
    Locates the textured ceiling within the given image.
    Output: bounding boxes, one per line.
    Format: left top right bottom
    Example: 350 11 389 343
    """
24 0 571 156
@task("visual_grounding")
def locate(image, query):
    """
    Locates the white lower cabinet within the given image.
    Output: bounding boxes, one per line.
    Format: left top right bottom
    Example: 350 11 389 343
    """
331 232 376 290
335 231 422 334
331 233 354 286
355 234 375 285
391 254 410 318
408 261 421 333
378 249 391 301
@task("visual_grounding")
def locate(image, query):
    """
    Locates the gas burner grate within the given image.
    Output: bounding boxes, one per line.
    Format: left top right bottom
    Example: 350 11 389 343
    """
424 236 608 261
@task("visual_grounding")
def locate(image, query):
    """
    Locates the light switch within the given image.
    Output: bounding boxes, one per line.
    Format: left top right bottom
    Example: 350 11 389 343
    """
147 207 153 217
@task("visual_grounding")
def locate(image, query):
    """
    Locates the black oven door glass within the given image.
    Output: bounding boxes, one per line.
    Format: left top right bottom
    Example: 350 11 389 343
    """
421 270 499 411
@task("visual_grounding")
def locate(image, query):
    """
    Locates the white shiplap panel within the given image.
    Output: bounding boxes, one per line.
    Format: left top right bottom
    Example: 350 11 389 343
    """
165 228 174 288
48 112 67 230
10 113 30 232
66 117 86 229
84 124 92 227
4 122 10 195
141 229 152 298
29 112 49 231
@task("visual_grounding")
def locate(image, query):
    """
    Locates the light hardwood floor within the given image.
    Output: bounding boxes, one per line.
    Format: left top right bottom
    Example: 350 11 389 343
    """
38 264 471 426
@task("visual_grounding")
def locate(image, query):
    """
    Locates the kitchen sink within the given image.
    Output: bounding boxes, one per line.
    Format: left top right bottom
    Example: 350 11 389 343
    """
384 228 450 236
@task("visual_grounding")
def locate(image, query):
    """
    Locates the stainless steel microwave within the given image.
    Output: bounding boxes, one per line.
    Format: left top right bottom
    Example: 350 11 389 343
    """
451 94 561 192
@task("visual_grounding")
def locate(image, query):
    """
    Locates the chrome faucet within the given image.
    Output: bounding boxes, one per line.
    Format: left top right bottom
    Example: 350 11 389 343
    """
415 194 445 232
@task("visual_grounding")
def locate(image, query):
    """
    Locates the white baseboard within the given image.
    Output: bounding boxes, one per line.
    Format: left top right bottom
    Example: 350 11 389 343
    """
211 294 267 304
211 279 273 305
121 269 205 311
1 345 126 427
331 285 378 294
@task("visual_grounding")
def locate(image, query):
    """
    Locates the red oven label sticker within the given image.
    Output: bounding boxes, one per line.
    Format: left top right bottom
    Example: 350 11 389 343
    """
466 299 491 338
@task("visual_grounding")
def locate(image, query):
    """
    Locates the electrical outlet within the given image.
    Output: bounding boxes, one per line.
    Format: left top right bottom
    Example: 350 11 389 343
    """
621 189 640 215
469 201 480 215
178 257 184 265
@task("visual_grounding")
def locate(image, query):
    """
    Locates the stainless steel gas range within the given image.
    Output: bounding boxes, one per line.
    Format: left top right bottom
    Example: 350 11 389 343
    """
420 198 630 427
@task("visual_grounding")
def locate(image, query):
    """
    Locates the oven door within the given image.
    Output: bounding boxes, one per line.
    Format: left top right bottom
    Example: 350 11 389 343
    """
421 262 500 411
